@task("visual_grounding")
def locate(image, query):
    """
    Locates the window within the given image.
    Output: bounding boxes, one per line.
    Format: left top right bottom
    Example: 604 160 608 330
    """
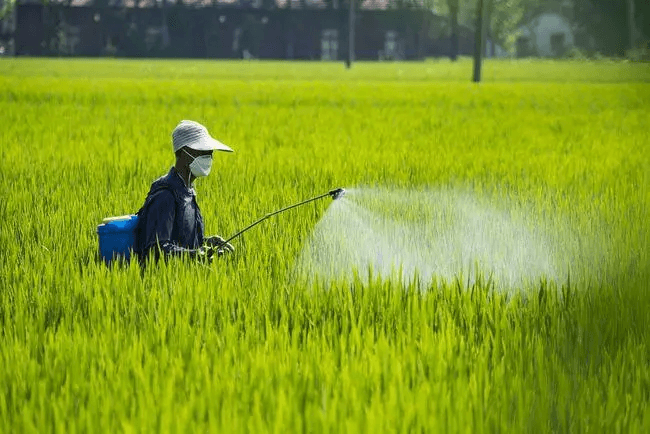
232 28 242 54
145 27 161 51
550 33 565 56
385 31 398 60
63 25 80 55
321 29 338 61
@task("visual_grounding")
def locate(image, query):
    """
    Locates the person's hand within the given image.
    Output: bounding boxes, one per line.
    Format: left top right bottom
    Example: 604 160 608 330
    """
196 246 214 263
198 245 233 262
205 235 235 253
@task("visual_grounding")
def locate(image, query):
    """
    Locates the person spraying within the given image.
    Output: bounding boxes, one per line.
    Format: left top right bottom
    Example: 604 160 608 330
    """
96 120 344 265
134 120 234 262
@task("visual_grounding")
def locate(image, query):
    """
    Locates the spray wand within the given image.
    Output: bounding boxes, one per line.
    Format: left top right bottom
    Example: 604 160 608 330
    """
219 188 346 246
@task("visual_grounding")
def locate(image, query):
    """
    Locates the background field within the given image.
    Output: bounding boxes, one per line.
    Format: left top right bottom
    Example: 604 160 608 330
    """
1 58 649 432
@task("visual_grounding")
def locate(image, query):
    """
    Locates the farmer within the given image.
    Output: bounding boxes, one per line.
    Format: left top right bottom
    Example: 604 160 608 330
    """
134 120 234 262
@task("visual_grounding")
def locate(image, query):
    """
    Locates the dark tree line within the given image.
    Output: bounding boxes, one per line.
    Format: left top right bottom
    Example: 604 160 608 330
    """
416 0 648 58
5 0 649 58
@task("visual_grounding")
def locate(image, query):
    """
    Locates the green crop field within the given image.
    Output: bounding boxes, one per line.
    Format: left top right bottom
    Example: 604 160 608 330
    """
1 58 649 432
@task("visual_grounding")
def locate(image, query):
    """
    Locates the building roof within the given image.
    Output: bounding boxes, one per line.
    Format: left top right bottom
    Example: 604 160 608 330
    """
30 0 399 9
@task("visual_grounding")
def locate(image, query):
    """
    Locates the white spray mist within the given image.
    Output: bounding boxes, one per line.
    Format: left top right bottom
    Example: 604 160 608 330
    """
293 187 608 291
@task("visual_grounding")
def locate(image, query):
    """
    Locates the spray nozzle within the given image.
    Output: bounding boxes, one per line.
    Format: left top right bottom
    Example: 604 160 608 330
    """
329 188 346 200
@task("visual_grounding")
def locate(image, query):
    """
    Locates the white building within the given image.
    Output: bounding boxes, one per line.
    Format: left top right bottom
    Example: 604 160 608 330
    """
517 11 575 57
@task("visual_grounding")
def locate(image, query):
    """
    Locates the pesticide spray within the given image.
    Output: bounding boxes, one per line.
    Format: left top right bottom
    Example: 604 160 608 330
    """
201 184 608 292
293 187 610 291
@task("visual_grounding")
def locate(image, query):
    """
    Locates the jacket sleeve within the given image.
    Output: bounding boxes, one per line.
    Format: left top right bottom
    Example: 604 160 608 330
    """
142 190 199 259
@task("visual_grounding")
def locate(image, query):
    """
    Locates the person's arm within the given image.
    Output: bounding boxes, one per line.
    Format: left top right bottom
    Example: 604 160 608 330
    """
141 191 200 260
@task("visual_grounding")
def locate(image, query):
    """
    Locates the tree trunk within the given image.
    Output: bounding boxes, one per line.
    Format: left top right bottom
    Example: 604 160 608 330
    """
346 0 355 68
473 0 486 82
484 0 492 57
160 0 169 49
449 5 458 61
628 0 636 50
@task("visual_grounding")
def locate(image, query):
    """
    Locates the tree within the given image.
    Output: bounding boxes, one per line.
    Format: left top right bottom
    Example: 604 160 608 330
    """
418 0 467 61
346 0 355 68
419 0 528 58
0 0 16 21
627 0 635 49
394 0 649 57
473 0 485 80
573 0 648 55
488 0 531 53
449 0 459 60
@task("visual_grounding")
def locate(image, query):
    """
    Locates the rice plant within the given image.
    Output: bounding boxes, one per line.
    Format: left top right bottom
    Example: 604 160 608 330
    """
0 58 648 432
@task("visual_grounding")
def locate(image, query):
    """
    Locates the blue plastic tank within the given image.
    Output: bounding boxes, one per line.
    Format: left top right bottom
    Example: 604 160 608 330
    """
97 215 139 264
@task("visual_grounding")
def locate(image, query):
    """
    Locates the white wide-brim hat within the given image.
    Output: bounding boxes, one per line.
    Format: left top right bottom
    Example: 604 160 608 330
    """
172 120 233 153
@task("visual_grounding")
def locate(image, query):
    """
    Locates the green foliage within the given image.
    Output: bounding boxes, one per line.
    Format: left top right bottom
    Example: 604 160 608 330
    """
0 59 649 432
487 0 530 52
626 40 650 62
0 0 15 20
418 0 529 53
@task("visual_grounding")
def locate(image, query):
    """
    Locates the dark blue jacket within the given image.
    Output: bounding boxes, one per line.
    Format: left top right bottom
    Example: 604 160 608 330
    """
135 167 204 260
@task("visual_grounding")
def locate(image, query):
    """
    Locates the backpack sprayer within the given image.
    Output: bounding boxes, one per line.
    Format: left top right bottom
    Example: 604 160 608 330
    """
97 188 346 264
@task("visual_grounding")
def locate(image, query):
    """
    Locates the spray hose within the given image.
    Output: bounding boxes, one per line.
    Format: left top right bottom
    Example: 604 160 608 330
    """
220 188 345 246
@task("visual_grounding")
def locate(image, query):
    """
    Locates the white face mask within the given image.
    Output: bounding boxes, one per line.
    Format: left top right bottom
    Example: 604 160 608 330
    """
184 149 213 178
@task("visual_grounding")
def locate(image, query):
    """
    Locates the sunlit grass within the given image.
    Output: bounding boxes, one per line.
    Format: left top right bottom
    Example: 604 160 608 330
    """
0 58 648 432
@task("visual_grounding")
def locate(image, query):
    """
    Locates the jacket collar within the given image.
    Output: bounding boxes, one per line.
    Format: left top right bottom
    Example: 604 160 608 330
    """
167 167 196 197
